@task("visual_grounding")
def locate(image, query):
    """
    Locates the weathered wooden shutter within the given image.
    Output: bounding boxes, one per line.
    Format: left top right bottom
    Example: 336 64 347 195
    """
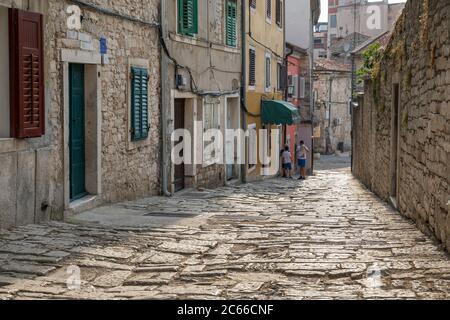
249 48 256 87
178 0 198 36
9 9 44 138
131 67 149 141
226 0 237 47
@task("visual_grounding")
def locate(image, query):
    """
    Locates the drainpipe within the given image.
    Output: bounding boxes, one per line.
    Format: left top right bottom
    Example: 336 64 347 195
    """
240 0 247 184
160 0 173 197
326 75 334 154
309 7 316 175
285 47 293 101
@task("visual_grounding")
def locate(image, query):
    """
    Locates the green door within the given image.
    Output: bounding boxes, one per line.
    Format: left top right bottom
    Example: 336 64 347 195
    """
69 64 87 201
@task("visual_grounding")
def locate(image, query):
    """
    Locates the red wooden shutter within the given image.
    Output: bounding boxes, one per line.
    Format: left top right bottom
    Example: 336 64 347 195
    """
9 9 45 138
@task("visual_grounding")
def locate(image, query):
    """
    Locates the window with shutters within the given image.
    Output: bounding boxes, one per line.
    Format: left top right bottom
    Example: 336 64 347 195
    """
291 75 299 98
178 0 198 36
9 8 45 139
276 0 283 28
265 53 271 92
225 0 237 47
287 75 294 98
266 0 272 23
130 67 149 141
249 47 256 88
299 77 306 99
330 15 337 28
277 62 286 91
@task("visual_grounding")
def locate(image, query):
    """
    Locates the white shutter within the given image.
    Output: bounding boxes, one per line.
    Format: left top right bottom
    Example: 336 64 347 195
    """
299 77 306 98
293 76 299 98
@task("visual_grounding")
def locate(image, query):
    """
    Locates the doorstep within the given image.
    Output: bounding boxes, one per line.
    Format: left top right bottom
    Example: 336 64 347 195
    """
64 195 101 220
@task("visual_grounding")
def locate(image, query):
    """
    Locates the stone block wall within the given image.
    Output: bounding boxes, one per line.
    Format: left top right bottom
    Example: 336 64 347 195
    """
0 0 162 229
314 73 352 154
352 0 450 251
48 0 162 203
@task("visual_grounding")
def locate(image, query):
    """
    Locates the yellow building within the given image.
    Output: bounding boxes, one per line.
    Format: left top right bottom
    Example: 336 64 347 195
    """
244 0 287 180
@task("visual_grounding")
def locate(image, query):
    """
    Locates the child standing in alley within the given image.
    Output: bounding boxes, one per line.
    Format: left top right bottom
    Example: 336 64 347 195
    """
281 145 293 179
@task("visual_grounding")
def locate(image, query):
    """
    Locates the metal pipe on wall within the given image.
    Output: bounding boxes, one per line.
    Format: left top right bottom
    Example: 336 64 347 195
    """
160 0 172 197
240 0 247 184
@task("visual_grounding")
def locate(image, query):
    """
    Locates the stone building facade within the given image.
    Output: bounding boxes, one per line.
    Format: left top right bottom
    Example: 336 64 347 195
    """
327 0 404 58
161 0 242 193
314 59 352 154
352 0 450 251
0 0 161 229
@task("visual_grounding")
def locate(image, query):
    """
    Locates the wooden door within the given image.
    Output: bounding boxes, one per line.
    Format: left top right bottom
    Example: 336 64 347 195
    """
69 64 87 201
174 99 185 192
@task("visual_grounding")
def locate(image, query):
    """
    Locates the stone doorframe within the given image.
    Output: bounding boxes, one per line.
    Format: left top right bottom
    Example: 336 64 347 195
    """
170 90 198 193
224 94 241 182
61 49 102 217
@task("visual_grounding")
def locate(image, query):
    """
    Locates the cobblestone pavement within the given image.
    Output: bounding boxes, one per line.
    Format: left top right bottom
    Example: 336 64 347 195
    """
0 157 449 300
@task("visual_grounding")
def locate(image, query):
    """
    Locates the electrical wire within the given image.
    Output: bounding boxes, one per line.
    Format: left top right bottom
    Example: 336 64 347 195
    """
69 0 159 27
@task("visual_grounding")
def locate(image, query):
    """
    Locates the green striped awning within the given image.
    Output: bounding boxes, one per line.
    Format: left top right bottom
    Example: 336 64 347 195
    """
262 100 301 125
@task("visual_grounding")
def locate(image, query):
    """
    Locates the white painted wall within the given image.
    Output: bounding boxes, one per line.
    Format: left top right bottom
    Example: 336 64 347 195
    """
285 0 311 49
0 6 10 138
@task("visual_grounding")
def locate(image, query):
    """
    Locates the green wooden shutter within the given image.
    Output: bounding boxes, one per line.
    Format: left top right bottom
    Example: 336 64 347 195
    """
178 0 198 36
131 67 149 141
226 1 237 47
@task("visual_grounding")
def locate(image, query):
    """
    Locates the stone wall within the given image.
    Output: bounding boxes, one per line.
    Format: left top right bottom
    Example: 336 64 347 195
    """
0 0 161 229
352 0 450 251
50 0 162 203
163 0 242 192
314 72 352 154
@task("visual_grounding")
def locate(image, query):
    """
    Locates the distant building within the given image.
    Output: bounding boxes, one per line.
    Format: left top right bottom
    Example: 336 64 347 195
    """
351 30 392 92
313 59 352 154
285 43 312 174
314 22 328 59
327 0 405 58
286 0 322 49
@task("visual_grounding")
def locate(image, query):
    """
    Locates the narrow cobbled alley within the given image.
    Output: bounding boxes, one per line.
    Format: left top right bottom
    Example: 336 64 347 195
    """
0 156 449 300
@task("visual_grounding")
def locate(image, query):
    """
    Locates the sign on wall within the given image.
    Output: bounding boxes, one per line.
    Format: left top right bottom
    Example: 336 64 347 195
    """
66 5 82 30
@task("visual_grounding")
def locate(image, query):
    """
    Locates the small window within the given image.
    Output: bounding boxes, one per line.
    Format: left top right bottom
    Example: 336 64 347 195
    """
178 0 198 36
250 0 256 10
330 15 337 28
276 0 283 28
291 75 299 98
266 0 272 21
130 67 149 141
277 62 286 91
249 48 256 87
265 54 271 91
287 75 293 97
299 77 306 99
226 0 237 47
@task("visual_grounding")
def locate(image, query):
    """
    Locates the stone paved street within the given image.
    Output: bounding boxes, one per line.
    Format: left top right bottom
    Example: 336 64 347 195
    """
0 156 449 300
